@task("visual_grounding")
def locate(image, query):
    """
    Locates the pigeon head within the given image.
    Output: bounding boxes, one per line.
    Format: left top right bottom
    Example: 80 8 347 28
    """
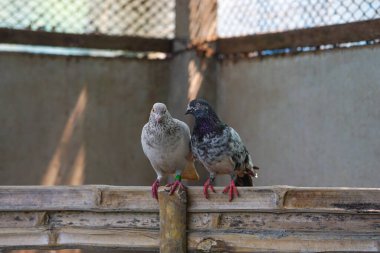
149 103 171 124
186 99 223 134
186 99 216 119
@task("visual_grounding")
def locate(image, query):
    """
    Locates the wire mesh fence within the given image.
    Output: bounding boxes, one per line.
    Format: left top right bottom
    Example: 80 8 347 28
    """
218 0 380 38
0 0 175 38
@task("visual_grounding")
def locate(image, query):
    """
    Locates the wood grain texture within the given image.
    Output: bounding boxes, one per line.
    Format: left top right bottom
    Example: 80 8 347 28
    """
158 187 187 253
0 228 50 248
58 228 159 250
0 186 159 212
1 186 380 213
188 232 380 252
0 212 46 228
0 228 159 250
284 188 380 213
99 186 159 212
187 186 284 212
49 212 159 229
0 186 98 211
189 212 380 233
0 185 380 252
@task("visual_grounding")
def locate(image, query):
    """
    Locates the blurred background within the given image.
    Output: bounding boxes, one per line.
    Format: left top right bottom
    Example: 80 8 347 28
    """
0 0 380 192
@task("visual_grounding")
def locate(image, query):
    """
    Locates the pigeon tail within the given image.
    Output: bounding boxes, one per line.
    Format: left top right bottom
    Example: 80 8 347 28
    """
234 173 253 186
181 161 199 180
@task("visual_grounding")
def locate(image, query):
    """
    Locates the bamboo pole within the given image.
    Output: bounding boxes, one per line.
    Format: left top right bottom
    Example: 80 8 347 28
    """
158 186 187 253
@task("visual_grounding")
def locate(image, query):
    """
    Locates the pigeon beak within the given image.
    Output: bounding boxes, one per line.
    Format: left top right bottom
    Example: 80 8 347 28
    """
156 116 162 123
185 105 193 115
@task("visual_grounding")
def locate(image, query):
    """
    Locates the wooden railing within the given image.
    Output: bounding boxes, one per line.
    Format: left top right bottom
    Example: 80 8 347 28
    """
0 185 379 252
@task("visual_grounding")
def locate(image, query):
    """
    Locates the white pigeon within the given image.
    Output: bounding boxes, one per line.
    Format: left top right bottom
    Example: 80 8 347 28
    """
141 102 198 200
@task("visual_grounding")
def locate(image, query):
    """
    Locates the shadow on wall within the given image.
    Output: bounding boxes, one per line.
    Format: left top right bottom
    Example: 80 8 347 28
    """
0 53 174 186
41 86 87 186
32 79 159 187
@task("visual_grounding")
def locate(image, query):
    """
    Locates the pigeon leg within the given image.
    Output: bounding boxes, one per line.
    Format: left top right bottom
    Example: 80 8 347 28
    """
203 174 216 199
222 176 239 201
166 175 186 195
151 178 160 200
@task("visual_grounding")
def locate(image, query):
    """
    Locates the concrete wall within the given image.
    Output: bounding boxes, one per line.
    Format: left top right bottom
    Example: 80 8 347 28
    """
218 45 380 187
0 52 170 185
1 45 380 188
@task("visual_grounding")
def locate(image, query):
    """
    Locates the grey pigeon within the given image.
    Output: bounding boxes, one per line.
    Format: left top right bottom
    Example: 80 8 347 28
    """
186 99 259 201
141 102 198 200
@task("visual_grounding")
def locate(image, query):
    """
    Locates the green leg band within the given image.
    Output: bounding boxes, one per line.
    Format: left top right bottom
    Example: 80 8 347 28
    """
175 175 182 181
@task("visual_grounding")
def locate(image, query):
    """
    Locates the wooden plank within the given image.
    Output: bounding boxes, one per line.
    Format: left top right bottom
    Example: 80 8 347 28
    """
283 188 380 213
189 212 380 233
0 186 159 212
1 186 380 213
0 186 99 211
49 211 159 229
0 212 46 228
0 28 173 52
2 211 378 235
1 225 379 251
187 186 284 212
188 232 380 252
2 228 379 251
158 187 187 253
0 228 50 248
58 228 159 250
99 186 159 212
217 18 380 54
187 186 380 213
0 228 159 250
0 186 379 251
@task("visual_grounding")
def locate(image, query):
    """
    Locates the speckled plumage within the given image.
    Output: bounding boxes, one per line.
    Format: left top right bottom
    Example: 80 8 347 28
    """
141 103 192 199
191 126 253 175
186 99 259 201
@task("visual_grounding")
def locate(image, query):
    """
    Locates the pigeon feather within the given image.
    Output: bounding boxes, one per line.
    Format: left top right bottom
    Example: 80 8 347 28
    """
186 99 259 201
141 103 198 181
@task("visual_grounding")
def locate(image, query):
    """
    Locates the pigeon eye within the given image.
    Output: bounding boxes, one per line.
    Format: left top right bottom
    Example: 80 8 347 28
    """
152 108 155 112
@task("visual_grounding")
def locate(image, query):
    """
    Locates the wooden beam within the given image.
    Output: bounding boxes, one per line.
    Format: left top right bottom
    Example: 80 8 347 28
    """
189 212 380 233
159 187 187 253
188 232 380 252
0 28 173 52
217 19 380 54
0 186 379 251
0 186 159 212
0 228 159 250
1 186 380 213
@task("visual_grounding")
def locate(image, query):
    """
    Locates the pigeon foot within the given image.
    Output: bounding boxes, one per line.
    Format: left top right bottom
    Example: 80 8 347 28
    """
151 179 160 200
203 177 216 199
222 179 239 201
166 180 186 195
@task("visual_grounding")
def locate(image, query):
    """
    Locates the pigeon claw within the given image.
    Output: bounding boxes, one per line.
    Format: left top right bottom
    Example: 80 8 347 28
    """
151 179 160 200
203 178 216 199
166 180 185 195
222 180 239 202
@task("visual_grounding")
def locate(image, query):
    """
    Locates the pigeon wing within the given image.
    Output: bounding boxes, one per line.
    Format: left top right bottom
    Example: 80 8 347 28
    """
229 127 254 170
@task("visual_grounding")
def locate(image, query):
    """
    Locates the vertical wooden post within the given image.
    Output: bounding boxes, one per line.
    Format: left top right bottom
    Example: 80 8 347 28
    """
158 187 187 253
